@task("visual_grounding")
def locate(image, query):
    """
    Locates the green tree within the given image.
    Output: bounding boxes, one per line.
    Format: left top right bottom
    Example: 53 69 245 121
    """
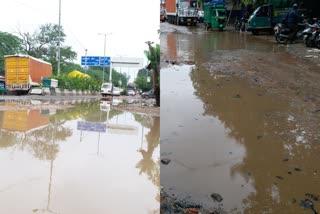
0 31 24 70
145 42 160 106
82 66 129 87
19 23 77 75
135 68 153 91
62 62 86 73
111 68 129 87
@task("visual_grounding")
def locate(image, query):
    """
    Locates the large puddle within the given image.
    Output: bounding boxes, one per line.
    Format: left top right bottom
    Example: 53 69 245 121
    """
0 99 159 214
161 29 320 213
160 30 285 64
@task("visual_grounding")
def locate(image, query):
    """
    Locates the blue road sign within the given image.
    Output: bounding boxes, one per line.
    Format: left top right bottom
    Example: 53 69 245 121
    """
81 56 100 66
77 121 106 133
81 56 111 66
100 56 111 66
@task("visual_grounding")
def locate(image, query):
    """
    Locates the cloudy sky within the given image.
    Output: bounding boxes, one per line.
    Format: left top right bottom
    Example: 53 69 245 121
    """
0 0 160 81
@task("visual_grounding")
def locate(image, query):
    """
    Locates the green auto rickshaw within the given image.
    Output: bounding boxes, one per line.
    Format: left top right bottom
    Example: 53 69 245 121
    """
203 0 227 31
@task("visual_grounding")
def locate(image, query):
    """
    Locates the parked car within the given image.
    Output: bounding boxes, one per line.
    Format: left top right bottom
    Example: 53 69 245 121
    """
141 89 155 98
198 10 204 23
127 90 135 96
101 83 113 97
112 87 121 96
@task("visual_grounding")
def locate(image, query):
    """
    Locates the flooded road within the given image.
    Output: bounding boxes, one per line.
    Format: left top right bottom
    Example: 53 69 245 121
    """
0 99 159 214
160 23 320 213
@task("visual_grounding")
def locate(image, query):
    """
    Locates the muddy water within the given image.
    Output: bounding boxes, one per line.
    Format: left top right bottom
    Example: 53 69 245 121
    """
160 30 284 64
161 30 320 213
0 100 159 214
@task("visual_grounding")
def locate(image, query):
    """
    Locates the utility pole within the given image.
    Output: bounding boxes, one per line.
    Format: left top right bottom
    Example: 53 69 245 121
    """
103 34 106 83
85 49 88 74
98 33 112 83
57 0 61 76
109 57 113 83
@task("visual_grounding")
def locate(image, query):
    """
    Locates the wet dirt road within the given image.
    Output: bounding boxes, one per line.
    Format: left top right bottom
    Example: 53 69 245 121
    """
160 23 320 213
0 99 160 214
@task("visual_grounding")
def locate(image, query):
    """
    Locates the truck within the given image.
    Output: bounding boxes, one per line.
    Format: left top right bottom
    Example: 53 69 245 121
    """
161 3 166 22
2 109 49 132
203 0 227 31
4 55 52 95
247 0 307 35
165 0 198 26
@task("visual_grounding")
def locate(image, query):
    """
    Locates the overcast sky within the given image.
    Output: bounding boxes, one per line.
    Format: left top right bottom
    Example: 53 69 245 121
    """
0 0 160 82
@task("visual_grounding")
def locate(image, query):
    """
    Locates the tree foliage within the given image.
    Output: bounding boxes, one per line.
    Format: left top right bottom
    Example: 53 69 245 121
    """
144 43 160 106
53 74 100 91
144 44 160 73
79 66 129 88
0 31 24 70
135 68 153 91
19 23 77 75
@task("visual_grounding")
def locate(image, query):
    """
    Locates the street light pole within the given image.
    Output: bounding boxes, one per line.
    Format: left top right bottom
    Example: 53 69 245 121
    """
57 0 61 76
98 33 112 83
85 49 88 74
103 34 106 83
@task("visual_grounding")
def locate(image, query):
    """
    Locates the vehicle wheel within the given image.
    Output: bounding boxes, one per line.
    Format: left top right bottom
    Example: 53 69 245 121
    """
204 24 209 31
235 22 241 31
145 95 149 99
252 30 259 35
305 36 314 47
275 33 289 44
268 29 274 35
315 36 320 49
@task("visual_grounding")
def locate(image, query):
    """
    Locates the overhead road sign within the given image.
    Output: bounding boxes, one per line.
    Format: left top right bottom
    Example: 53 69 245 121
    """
111 57 144 68
100 57 111 66
81 56 100 66
81 56 111 66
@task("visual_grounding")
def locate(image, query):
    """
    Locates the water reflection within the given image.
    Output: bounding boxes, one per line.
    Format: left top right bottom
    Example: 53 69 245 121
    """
190 67 320 213
160 66 253 211
135 116 160 214
0 100 159 214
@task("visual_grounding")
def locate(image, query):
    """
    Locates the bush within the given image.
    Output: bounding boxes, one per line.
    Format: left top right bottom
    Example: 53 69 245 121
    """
53 74 100 91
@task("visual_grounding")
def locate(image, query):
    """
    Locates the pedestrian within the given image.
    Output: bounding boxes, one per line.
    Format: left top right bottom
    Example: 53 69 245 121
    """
287 3 304 43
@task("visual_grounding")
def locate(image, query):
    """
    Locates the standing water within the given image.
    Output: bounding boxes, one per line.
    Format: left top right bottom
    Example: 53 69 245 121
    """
161 27 320 213
0 100 160 214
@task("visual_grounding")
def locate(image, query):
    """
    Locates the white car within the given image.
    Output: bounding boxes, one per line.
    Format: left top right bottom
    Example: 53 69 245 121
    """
101 83 113 97
112 87 121 96
127 90 135 96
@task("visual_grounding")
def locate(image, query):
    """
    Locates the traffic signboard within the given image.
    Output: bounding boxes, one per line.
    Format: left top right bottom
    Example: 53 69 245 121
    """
77 121 106 133
100 56 111 66
81 56 111 66
81 56 100 66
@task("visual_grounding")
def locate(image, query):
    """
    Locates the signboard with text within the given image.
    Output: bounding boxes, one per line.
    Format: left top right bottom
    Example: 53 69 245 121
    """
81 56 111 66
77 121 106 133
